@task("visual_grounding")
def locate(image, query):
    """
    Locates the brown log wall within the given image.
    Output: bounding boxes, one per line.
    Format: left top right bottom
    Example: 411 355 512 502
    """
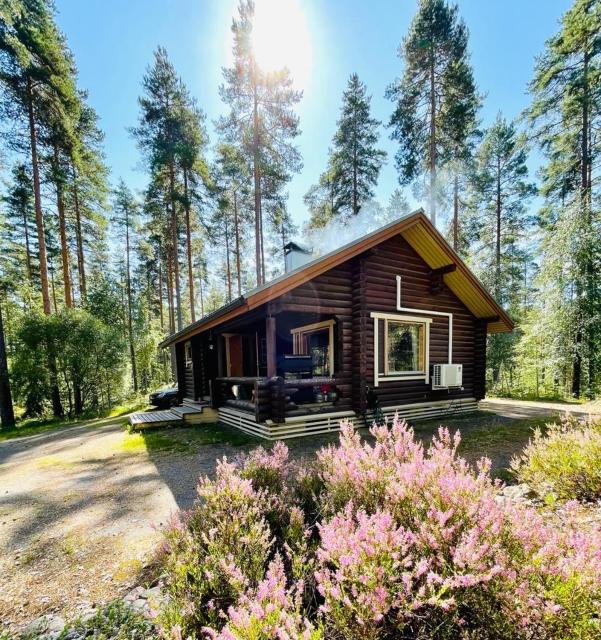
281 262 354 413
354 234 479 410
178 232 487 417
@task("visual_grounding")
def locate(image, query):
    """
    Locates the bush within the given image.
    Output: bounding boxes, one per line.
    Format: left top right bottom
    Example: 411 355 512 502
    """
511 416 601 502
61 600 156 639
157 417 601 640
11 309 126 417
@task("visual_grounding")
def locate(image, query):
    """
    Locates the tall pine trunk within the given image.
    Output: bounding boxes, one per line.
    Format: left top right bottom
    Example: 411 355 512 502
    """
71 165 87 302
0 304 15 430
225 215 232 302
54 145 73 308
495 156 501 300
352 122 358 216
169 161 182 330
453 174 459 251
183 166 195 323
27 83 62 416
199 274 204 317
125 214 138 393
158 248 164 331
429 49 437 226
26 78 51 315
252 80 263 286
22 207 33 283
233 190 242 296
167 247 175 334
572 47 591 398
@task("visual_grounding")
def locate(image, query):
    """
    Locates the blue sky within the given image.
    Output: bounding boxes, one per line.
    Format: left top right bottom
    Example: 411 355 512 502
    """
55 0 571 227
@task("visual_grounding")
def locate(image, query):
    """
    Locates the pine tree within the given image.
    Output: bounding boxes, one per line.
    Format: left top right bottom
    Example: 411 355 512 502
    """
304 163 337 229
69 97 110 304
466 115 535 386
386 0 478 226
177 87 209 323
527 0 601 397
134 47 187 331
215 143 252 297
330 73 386 219
219 0 302 286
0 0 78 316
0 302 15 429
2 163 38 288
112 181 139 393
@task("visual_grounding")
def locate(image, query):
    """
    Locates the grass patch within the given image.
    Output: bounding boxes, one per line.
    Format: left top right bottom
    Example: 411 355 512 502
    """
411 411 548 448
117 422 256 455
0 397 148 442
117 431 191 454
36 455 78 470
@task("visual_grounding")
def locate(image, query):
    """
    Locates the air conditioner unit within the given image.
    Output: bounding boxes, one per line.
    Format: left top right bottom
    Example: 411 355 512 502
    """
432 364 463 389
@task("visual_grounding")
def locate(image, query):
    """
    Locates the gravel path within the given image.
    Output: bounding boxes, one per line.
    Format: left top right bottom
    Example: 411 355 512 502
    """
0 419 255 632
0 417 344 633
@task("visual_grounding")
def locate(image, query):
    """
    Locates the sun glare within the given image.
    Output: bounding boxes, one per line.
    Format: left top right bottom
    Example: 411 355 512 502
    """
251 0 313 89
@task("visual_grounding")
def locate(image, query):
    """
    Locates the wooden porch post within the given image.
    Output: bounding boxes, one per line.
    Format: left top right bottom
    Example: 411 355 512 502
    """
266 315 277 378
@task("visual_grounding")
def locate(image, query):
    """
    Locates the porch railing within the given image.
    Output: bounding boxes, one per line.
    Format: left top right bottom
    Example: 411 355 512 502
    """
214 376 339 424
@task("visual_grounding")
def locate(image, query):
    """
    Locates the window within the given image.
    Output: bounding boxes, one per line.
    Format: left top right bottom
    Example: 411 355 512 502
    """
291 320 335 376
370 312 431 386
184 341 193 367
386 320 425 374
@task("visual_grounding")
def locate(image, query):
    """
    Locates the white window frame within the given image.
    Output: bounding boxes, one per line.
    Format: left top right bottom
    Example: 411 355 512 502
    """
290 319 335 376
184 341 193 368
370 312 432 386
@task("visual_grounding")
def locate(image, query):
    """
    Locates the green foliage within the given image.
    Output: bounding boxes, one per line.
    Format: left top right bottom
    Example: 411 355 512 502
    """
11 308 126 417
511 416 601 502
306 74 386 227
159 460 275 635
60 600 157 640
386 0 479 220
158 422 601 640
525 0 601 399
218 0 302 284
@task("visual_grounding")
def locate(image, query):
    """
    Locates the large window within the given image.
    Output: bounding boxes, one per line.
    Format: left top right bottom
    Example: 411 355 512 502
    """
291 320 335 376
370 312 431 386
386 320 425 374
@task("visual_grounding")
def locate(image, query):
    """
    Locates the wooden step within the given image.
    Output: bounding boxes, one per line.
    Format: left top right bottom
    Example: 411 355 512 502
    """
171 405 203 417
129 410 182 429
182 398 209 409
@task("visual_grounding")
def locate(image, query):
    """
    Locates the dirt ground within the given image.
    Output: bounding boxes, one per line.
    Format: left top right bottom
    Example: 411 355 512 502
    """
0 398 592 634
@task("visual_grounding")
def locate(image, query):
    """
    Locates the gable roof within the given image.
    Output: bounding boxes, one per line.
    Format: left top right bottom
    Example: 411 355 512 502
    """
160 209 513 348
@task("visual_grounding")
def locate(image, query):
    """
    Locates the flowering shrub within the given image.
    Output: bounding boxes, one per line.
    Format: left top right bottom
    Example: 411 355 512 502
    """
158 458 274 636
204 556 321 640
158 416 601 640
511 416 601 502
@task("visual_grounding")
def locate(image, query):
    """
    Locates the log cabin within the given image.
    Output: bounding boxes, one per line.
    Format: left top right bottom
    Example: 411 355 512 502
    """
159 209 513 439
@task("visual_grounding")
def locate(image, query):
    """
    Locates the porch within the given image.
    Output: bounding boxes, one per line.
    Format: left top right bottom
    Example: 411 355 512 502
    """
211 375 351 439
177 302 354 427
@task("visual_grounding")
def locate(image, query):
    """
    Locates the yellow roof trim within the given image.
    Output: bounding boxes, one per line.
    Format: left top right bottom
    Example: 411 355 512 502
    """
401 218 513 333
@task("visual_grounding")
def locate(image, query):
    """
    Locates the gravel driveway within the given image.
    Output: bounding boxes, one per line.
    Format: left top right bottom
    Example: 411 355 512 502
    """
0 417 341 633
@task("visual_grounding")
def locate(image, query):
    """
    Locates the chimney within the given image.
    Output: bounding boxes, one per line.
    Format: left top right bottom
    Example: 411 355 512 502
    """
284 241 312 273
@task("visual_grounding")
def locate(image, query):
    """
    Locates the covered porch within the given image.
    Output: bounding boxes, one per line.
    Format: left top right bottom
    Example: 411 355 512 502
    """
176 303 353 436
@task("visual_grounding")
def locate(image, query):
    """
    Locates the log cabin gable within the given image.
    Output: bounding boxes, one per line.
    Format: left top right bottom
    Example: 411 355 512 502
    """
352 233 481 406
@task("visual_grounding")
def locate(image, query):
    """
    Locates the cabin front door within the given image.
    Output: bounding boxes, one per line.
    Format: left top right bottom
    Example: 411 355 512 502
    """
226 335 244 377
